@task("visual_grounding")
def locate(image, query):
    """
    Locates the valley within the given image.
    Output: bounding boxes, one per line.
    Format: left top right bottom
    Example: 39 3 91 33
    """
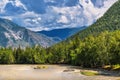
0 0 120 80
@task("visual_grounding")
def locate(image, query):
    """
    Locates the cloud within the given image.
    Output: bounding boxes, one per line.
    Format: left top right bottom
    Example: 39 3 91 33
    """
57 15 69 24
0 0 118 31
0 0 8 13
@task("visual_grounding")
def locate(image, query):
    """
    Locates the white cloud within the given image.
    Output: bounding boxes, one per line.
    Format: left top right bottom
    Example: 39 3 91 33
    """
44 0 55 3
1 16 13 20
0 0 118 31
20 11 38 17
15 0 27 10
57 15 69 24
0 0 8 13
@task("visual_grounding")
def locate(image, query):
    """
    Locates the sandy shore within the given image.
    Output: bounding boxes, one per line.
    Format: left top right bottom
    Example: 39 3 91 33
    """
0 65 119 80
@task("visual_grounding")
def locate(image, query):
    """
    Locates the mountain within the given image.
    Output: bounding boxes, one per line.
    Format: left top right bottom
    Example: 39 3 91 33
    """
38 27 86 40
0 0 117 31
0 18 56 48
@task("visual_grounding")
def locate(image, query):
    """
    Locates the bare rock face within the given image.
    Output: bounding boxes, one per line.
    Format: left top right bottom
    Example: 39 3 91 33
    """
0 18 56 48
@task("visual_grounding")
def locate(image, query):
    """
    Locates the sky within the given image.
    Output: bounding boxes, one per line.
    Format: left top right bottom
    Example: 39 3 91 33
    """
0 0 118 31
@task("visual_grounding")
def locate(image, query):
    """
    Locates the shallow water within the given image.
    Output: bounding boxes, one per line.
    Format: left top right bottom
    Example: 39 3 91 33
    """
0 65 119 80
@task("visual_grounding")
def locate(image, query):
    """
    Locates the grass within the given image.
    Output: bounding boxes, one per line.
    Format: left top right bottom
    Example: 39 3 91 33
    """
80 70 99 76
103 64 120 71
34 65 48 69
102 65 111 70
112 64 120 70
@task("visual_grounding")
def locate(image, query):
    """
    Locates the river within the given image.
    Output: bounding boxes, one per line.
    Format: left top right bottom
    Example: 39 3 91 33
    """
0 65 119 80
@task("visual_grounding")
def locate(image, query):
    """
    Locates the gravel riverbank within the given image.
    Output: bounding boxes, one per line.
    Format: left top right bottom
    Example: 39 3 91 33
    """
0 65 119 80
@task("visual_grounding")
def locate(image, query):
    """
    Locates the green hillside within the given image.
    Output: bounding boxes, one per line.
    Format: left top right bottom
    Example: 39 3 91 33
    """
69 0 120 40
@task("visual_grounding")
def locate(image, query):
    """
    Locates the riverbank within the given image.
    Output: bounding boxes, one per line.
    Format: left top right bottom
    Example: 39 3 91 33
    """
0 65 119 80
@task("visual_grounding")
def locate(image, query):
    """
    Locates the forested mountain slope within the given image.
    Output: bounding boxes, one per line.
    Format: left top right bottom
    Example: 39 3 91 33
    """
69 0 120 40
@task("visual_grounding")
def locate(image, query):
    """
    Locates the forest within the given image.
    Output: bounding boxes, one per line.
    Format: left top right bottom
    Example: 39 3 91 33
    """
0 30 119 68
